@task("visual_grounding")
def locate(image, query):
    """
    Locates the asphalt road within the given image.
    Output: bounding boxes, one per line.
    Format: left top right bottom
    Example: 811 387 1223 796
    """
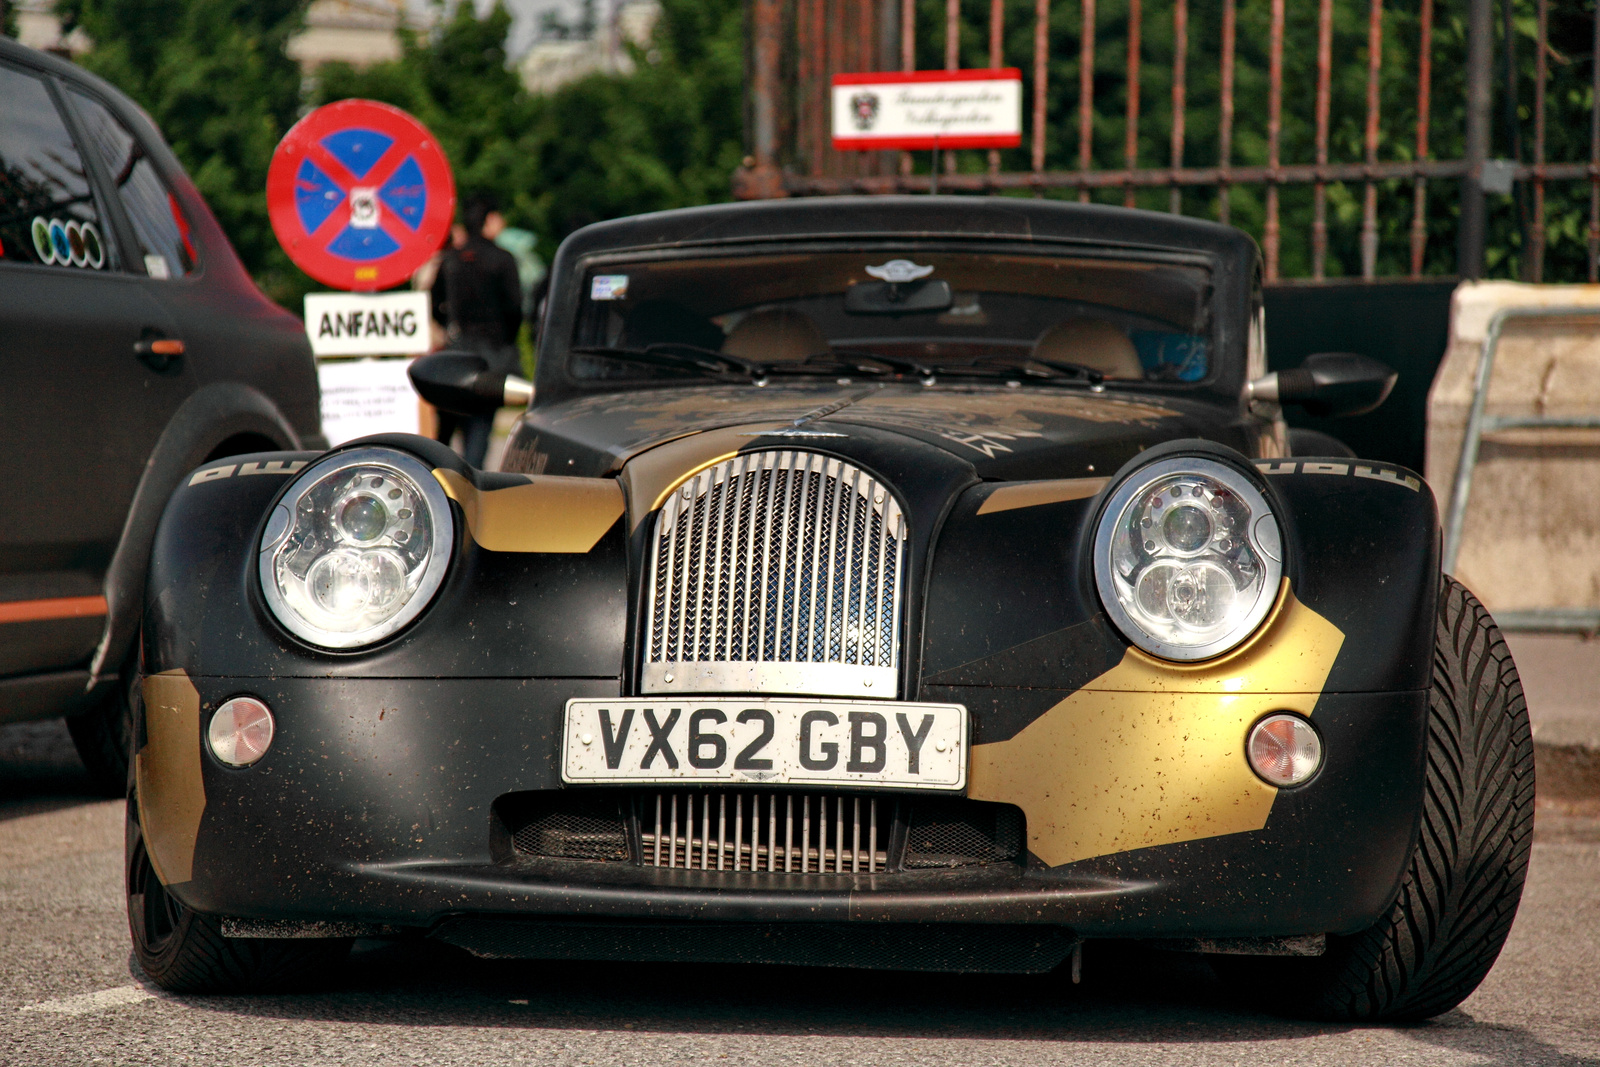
2 720 1597 1067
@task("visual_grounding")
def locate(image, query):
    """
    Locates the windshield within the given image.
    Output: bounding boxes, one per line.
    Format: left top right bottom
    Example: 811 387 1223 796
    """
567 248 1212 385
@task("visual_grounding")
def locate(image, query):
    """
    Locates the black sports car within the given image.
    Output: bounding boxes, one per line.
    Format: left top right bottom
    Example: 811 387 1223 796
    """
130 198 1532 1021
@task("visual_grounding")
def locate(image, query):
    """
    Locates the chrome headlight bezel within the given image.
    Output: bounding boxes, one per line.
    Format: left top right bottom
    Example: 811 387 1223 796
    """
1092 454 1284 662
258 446 454 650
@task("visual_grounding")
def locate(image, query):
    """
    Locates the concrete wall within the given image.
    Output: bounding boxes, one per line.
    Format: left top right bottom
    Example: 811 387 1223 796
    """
1427 282 1600 615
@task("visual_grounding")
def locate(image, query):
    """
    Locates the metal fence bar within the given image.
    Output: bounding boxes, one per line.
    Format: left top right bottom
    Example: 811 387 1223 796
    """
1123 0 1141 207
1078 0 1096 203
1169 0 1186 214
807 0 820 176
1458 0 1491 279
900 0 914 175
1313 0 1333 279
1591 4 1600 283
1264 0 1284 279
776 156 1507 196
940 0 957 174
1031 0 1047 178
1530 0 1548 283
1218 0 1235 225
1360 0 1383 280
839 0 853 178
1410 0 1433 278
1442 306 1600 578
989 0 1003 175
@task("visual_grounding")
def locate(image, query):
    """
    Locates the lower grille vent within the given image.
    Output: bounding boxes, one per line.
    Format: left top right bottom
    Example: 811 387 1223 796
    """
643 791 885 873
497 790 1025 873
903 798 1024 869
504 793 630 862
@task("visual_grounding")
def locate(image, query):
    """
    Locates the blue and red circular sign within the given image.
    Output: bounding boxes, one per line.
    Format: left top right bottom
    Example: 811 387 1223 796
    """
267 100 455 291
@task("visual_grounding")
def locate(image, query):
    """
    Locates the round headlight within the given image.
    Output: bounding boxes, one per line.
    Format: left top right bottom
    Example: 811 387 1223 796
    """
1093 455 1283 661
259 447 453 649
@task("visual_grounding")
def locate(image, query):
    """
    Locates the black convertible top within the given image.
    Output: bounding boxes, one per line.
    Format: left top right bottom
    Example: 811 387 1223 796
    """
555 196 1259 266
539 197 1261 406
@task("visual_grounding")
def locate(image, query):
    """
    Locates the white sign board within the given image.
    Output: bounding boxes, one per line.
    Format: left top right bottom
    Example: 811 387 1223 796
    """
316 358 421 446
304 291 430 357
832 69 1023 151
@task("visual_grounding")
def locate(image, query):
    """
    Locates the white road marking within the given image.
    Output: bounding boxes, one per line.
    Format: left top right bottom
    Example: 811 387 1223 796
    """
20 985 155 1016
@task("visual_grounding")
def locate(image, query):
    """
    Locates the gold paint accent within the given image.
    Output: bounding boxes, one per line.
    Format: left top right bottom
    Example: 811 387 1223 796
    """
976 477 1109 515
620 424 791 529
967 581 1345 867
651 452 739 511
136 670 206 886
434 469 623 553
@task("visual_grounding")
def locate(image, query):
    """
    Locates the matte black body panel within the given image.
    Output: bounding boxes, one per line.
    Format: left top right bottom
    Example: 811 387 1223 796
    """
170 671 1421 939
145 445 628 681
922 460 1440 734
509 380 1253 483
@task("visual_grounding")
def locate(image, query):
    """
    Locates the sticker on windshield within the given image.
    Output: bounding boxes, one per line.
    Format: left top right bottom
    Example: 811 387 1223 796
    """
590 274 629 300
865 259 934 283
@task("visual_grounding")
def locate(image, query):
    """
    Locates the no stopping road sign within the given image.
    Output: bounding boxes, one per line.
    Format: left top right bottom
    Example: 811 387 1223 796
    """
267 99 455 291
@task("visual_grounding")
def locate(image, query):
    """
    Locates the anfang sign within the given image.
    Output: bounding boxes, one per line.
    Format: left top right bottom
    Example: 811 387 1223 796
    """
831 69 1023 151
304 291 430 356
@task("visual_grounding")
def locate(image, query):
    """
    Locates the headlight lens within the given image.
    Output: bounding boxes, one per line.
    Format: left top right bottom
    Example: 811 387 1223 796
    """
1093 455 1283 661
259 447 453 649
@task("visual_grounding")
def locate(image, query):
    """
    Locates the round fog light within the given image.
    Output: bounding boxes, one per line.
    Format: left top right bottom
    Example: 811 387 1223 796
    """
1247 713 1322 786
208 697 275 767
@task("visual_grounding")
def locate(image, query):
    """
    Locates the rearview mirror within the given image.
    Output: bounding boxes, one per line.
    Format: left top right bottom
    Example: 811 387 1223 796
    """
1250 352 1396 417
844 279 953 315
408 352 533 416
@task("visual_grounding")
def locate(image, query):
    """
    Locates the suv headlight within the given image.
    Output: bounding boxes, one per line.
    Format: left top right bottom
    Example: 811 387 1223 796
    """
1093 455 1283 661
259 447 454 649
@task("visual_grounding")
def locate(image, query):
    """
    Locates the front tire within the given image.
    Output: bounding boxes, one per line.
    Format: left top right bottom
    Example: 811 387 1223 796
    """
127 795 351 993
1218 576 1535 1020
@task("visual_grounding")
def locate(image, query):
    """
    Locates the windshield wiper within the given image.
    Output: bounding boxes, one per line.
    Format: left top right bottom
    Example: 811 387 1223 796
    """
823 349 936 378
571 344 766 378
965 354 1107 386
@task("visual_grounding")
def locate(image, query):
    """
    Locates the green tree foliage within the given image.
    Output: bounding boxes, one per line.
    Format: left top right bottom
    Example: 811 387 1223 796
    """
316 0 745 264
58 0 310 301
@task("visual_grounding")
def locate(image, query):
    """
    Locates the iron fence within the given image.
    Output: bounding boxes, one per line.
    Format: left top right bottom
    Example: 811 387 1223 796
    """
737 0 1600 284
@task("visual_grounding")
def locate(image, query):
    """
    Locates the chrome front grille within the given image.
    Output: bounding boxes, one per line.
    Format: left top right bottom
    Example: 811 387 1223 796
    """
643 450 907 697
641 790 886 873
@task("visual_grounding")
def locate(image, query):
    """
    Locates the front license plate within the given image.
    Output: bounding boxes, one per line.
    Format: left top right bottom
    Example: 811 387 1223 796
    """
562 698 967 790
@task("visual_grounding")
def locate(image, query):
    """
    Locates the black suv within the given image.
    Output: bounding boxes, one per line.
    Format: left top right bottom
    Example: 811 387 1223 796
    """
0 38 322 791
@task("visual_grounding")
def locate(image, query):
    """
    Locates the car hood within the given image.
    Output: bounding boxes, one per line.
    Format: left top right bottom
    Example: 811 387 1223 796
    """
518 381 1238 482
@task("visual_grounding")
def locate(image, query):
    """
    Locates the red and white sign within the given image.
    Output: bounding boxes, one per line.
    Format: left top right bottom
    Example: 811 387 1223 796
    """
267 99 455 292
832 69 1023 151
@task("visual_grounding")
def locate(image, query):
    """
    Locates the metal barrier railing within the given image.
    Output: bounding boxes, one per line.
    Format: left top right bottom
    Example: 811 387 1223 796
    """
1441 305 1600 631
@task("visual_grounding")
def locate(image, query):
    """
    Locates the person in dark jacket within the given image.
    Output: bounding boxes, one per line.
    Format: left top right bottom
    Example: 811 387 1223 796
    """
430 195 523 467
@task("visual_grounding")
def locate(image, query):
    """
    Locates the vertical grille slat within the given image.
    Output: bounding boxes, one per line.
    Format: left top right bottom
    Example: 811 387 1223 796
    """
640 790 885 872
644 451 906 697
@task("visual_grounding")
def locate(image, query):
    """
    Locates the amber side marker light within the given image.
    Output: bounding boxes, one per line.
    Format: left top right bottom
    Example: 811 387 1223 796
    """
1247 713 1323 787
208 697 275 767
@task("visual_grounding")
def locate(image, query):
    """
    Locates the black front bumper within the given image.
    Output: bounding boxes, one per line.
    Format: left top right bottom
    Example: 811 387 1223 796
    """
151 675 1428 963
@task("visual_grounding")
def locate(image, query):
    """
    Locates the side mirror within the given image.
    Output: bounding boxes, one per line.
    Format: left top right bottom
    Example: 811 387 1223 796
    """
1250 352 1396 417
408 352 533 416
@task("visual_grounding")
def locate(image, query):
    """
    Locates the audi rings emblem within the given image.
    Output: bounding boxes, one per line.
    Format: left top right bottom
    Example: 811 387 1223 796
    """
30 216 105 269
